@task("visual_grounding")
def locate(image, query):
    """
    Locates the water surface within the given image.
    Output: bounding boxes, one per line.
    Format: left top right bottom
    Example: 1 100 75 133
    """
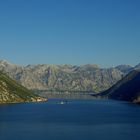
0 99 140 140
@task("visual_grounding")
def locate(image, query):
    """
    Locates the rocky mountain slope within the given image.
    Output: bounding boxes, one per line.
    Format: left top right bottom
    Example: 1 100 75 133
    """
0 60 133 94
0 71 46 104
115 65 133 74
95 69 140 103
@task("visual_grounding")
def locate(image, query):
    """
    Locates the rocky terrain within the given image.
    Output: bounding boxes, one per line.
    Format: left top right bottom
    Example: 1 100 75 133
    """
0 71 46 104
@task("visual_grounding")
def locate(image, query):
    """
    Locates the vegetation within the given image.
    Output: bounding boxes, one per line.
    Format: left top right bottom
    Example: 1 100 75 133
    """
0 72 46 103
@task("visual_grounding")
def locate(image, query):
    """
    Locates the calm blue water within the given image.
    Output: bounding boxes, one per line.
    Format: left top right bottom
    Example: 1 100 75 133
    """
0 99 140 140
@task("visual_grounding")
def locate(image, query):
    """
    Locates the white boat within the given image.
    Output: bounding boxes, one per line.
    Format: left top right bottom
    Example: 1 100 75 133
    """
60 100 68 105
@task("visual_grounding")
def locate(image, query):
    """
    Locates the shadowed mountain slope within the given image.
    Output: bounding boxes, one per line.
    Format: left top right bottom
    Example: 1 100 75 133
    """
95 70 140 103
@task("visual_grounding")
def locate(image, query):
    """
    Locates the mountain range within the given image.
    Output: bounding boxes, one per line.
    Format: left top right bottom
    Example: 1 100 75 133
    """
0 60 135 96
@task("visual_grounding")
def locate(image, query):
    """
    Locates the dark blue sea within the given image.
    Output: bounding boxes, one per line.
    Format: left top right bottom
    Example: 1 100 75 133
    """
0 99 140 140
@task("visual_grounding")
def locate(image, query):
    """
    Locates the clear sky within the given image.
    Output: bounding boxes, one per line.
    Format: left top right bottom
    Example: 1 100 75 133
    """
0 0 140 67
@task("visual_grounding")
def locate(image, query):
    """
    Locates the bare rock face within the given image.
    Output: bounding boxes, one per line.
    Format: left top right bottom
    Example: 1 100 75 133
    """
0 60 133 93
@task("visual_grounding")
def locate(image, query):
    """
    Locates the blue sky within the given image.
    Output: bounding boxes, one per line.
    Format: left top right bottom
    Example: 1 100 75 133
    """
0 0 140 67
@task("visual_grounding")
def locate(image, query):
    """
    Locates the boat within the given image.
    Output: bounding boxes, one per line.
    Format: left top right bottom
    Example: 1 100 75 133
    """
60 100 68 105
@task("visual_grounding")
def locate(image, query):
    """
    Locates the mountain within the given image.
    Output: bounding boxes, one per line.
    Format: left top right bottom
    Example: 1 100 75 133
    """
115 65 133 75
95 70 140 103
0 71 46 104
0 60 134 98
0 60 124 93
135 63 140 70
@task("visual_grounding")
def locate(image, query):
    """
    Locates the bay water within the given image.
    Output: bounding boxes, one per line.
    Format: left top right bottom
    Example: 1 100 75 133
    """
0 99 140 140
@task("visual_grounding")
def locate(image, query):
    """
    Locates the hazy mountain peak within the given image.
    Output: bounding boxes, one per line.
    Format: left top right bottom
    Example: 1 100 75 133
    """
115 64 133 74
134 63 140 70
0 60 12 65
81 64 99 68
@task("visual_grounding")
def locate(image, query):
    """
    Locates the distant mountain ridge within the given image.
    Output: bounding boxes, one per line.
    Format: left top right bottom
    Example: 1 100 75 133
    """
0 71 46 104
0 60 134 95
115 65 133 74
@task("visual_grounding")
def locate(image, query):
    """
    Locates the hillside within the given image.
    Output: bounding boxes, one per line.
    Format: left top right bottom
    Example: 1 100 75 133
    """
95 70 140 103
0 72 46 104
0 60 132 95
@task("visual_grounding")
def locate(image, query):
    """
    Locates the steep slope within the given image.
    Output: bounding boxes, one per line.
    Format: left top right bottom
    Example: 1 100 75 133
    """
96 70 140 103
0 72 46 104
135 63 140 70
115 65 133 75
0 60 124 93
